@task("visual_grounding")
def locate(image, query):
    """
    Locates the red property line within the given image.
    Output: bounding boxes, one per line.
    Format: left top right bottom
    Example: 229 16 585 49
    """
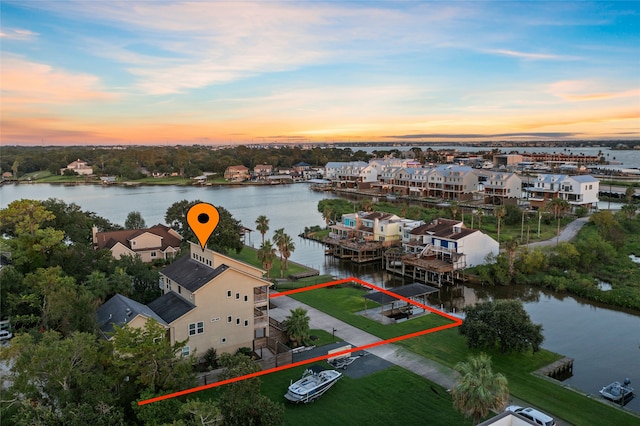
138 277 462 406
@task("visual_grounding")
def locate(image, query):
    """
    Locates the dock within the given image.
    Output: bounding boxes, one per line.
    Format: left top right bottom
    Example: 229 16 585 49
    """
535 357 574 380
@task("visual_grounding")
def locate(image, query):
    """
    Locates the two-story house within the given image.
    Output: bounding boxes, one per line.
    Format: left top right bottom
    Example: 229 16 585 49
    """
93 224 182 263
60 159 94 176
97 242 272 357
253 164 273 180
526 174 599 211
224 165 250 182
483 172 522 205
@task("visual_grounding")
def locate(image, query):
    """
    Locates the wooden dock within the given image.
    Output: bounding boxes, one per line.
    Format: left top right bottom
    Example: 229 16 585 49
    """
535 357 574 380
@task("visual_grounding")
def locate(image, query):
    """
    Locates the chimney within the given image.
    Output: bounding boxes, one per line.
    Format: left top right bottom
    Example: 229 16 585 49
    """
92 226 98 245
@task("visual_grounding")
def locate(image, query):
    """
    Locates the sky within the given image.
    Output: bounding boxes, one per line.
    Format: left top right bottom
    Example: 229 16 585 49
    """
1 1 639 146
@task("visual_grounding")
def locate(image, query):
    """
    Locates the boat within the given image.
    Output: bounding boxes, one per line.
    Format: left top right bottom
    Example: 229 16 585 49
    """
284 365 342 403
599 378 634 404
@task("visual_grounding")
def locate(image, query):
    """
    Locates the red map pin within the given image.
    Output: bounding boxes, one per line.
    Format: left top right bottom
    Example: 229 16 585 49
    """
186 203 220 250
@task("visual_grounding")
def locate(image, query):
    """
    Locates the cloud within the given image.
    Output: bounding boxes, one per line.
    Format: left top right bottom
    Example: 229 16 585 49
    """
548 80 640 102
0 28 39 41
486 49 577 61
1 55 117 107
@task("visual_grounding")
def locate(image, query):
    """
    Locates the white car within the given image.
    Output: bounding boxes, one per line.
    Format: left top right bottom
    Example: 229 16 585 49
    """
0 330 13 341
506 405 556 426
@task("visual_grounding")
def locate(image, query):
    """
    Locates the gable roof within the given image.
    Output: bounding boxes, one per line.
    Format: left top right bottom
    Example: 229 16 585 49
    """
95 224 182 251
97 294 168 336
148 291 196 323
160 255 228 292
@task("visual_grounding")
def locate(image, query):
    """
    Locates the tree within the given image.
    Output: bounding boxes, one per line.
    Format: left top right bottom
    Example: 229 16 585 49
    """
502 238 519 280
217 353 284 426
449 201 459 220
460 300 543 353
280 233 295 271
284 307 310 347
255 215 269 245
546 198 570 244
208 206 244 255
1 331 123 424
165 199 203 240
624 186 636 205
256 240 276 278
476 207 484 230
124 210 146 229
110 320 195 405
452 353 509 424
272 228 286 278
494 205 506 244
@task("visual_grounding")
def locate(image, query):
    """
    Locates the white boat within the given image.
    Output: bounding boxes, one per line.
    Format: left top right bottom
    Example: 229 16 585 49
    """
600 378 634 404
284 365 342 403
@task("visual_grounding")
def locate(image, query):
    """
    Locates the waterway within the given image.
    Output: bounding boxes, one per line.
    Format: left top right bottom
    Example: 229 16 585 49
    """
1 182 639 413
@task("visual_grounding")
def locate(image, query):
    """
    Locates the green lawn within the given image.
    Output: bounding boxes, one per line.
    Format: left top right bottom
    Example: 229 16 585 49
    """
290 285 639 426
230 246 315 279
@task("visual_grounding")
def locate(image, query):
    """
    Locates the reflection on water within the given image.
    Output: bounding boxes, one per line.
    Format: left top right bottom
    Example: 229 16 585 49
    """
2 182 639 413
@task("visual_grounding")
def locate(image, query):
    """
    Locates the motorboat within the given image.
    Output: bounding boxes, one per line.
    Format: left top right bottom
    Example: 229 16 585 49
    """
284 365 342 403
600 378 634 404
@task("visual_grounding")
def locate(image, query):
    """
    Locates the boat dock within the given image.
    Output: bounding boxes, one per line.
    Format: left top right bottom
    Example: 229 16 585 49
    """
535 357 574 380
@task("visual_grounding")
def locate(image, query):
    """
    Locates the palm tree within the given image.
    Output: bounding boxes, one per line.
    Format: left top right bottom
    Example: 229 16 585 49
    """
284 307 310 348
476 208 484 230
322 206 334 227
546 198 570 244
625 186 636 205
503 238 519 280
494 206 506 244
273 228 285 277
359 198 373 212
256 240 276 278
450 201 459 220
281 233 295 271
255 215 269 245
452 353 509 424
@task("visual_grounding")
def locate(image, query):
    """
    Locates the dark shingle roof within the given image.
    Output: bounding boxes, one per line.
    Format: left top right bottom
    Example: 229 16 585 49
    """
160 255 228 292
148 292 196 323
94 224 182 252
96 294 168 336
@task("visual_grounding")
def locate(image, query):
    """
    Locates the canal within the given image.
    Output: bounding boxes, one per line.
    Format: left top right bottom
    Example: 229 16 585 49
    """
2 182 639 413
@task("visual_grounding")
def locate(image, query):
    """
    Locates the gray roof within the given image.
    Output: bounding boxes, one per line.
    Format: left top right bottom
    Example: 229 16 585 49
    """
148 291 196 323
161 255 228 292
570 174 599 183
97 294 168 336
364 283 439 305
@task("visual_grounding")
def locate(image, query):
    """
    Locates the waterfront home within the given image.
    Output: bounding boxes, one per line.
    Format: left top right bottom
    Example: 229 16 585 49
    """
224 165 250 182
323 161 368 181
97 241 272 358
92 224 182 263
386 218 499 286
60 158 93 176
525 174 599 211
329 211 404 244
253 164 273 180
483 172 522 205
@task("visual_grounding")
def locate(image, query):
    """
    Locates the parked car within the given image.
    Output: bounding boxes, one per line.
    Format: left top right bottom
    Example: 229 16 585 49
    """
506 405 556 426
0 330 13 341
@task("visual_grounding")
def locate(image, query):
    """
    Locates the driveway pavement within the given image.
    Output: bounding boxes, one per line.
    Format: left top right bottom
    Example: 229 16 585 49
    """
527 216 589 249
270 292 573 425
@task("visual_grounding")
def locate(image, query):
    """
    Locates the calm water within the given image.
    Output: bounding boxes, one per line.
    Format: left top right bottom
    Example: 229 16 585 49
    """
2 182 639 413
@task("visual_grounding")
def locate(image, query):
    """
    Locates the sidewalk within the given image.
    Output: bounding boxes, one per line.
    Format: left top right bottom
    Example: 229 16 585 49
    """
269 293 460 390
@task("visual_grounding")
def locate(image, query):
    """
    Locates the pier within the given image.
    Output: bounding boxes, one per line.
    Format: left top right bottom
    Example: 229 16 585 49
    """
535 357 574 380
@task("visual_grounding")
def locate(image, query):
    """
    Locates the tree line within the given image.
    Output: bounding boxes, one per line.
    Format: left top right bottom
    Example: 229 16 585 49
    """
1 145 372 180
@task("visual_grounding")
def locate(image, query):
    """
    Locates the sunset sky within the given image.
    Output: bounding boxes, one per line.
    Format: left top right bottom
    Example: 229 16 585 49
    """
1 1 639 146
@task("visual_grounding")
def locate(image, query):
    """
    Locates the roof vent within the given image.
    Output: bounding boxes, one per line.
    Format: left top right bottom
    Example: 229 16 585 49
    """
126 308 132 317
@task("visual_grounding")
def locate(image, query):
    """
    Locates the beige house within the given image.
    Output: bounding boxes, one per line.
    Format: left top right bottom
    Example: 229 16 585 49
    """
483 172 522 205
93 224 182 263
60 159 94 175
97 241 272 358
253 164 273 180
224 165 250 182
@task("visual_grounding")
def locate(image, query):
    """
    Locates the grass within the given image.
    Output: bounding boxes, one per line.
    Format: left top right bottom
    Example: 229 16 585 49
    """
289 284 639 426
307 329 339 347
230 246 316 280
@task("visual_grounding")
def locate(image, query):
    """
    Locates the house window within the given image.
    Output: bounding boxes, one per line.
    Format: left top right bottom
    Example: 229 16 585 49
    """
188 321 204 335
178 286 181 294
235 293 240 300
227 290 232 298
236 318 240 325
244 295 248 302
182 346 190 357
221 337 227 344
227 316 232 323
244 320 249 327
150 251 157 258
